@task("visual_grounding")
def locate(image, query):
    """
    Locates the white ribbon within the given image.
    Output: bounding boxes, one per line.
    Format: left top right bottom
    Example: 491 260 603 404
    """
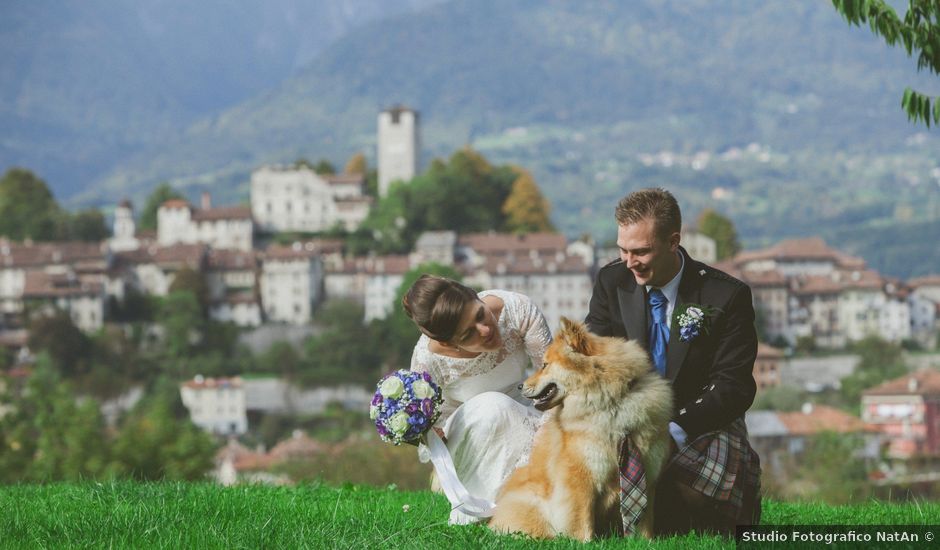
422 431 496 518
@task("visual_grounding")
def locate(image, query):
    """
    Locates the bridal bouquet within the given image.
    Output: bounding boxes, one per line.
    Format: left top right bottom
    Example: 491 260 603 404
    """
370 370 444 445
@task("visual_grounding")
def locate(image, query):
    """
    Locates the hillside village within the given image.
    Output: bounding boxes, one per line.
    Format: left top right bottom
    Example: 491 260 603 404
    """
2 107 940 495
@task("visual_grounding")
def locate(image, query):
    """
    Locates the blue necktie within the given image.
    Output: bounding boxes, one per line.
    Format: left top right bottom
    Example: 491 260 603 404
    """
648 289 669 376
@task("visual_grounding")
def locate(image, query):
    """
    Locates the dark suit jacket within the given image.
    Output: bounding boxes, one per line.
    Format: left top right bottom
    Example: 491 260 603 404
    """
585 247 757 439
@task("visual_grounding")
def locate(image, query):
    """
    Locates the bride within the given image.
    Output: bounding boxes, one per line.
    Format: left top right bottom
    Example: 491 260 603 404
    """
403 274 552 525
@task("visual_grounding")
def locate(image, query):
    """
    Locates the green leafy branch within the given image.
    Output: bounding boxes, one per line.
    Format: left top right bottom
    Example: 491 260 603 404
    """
832 0 940 126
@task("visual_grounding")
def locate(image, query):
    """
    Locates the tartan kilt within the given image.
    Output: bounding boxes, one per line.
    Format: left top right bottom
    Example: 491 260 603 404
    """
619 417 761 535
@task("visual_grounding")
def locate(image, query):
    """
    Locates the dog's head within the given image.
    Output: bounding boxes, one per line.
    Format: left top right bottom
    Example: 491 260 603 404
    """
521 317 651 411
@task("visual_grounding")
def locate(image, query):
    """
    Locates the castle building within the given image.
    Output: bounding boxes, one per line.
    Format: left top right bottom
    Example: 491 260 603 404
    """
250 166 371 233
157 194 253 252
109 200 140 252
377 105 419 197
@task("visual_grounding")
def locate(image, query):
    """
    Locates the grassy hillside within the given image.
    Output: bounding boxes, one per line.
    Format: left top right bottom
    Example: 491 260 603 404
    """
2 482 937 548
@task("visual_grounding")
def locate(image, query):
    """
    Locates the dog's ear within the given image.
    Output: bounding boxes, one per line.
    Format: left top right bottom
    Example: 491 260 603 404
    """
558 317 596 356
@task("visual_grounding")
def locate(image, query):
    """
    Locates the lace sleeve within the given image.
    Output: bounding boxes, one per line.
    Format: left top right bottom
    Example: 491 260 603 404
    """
505 291 552 369
410 340 461 427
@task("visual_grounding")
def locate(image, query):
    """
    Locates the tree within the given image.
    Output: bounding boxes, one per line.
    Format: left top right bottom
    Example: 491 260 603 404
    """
159 291 206 362
27 312 93 378
792 431 870 503
110 286 157 323
0 365 109 482
108 387 216 481
502 167 554 234
0 168 62 241
57 208 110 241
355 147 516 255
752 384 805 411
840 335 908 404
314 159 336 175
696 208 741 260
139 182 184 231
302 300 383 386
344 152 367 175
832 0 940 126
259 341 305 381
168 267 210 314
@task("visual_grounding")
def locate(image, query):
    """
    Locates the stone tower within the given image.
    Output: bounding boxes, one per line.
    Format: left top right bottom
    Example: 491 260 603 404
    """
109 199 139 252
377 105 419 197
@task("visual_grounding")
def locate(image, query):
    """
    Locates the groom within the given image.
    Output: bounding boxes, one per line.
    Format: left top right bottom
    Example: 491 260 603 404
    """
585 188 761 535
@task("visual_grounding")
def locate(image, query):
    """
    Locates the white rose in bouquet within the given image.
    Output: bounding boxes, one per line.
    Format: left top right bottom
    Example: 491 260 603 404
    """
388 411 411 435
379 376 405 399
412 379 435 399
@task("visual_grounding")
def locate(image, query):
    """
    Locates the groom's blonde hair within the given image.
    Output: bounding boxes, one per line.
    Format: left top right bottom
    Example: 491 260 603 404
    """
615 188 681 241
402 275 478 344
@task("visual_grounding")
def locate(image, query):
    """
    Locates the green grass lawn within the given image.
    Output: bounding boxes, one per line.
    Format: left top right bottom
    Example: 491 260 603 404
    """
1 482 938 549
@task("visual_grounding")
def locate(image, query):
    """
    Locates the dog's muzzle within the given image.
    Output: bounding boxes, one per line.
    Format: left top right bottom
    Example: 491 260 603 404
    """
525 383 559 411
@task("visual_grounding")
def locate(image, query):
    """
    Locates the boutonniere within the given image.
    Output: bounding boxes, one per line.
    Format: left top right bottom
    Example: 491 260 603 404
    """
671 303 721 343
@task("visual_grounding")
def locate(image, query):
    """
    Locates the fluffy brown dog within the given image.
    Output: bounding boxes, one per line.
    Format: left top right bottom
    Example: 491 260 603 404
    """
488 318 673 540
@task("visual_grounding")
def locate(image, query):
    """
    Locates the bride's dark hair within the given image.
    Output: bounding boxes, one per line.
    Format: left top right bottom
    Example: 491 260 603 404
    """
402 274 478 343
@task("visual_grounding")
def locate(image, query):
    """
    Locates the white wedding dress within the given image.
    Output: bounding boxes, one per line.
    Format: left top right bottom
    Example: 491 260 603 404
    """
410 290 552 525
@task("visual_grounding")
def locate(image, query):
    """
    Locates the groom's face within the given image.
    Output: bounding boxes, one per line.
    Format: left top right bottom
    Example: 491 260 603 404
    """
617 218 680 288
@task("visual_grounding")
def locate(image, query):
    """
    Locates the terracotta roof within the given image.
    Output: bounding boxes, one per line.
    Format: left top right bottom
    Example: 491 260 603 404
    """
383 104 416 115
214 291 258 306
22 270 103 298
0 241 107 269
734 237 865 268
790 270 883 295
324 173 365 186
840 269 884 290
207 249 258 271
161 199 191 210
909 275 940 289
191 205 253 222
863 369 940 396
0 330 28 347
738 269 788 287
267 430 324 462
777 404 872 435
113 244 206 269
459 232 567 255
263 242 324 261
328 255 411 275
757 343 784 358
790 274 844 295
151 244 207 268
834 252 866 270
215 439 271 471
485 255 588 275
334 196 373 206
182 376 243 390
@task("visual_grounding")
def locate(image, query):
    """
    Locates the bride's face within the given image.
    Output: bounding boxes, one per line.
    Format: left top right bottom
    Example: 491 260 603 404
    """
450 299 501 352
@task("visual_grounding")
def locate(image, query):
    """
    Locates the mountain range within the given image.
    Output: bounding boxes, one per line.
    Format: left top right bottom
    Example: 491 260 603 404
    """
3 0 939 278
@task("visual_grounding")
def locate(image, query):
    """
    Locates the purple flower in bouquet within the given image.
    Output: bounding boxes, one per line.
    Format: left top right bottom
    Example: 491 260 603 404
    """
420 398 434 417
370 370 444 445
